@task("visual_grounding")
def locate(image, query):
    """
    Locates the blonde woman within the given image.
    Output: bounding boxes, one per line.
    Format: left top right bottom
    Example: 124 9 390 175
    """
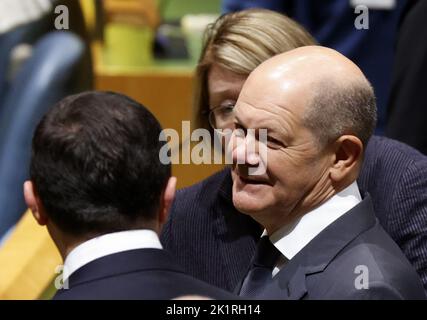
161 9 427 293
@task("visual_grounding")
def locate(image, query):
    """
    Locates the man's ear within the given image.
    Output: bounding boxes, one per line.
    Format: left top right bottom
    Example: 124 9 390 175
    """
158 177 177 226
329 135 363 185
23 181 48 226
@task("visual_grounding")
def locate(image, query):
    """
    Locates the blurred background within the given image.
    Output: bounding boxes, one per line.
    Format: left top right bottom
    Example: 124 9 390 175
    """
0 0 425 299
0 0 224 300
0 0 225 244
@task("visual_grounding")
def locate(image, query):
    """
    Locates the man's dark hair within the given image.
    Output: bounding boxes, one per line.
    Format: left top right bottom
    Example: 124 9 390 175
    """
30 91 170 237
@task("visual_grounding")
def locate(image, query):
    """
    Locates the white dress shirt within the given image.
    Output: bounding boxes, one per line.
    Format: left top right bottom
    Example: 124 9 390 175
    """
265 181 362 277
63 229 162 281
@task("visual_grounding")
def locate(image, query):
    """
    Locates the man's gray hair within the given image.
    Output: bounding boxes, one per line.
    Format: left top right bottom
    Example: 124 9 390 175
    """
303 78 377 147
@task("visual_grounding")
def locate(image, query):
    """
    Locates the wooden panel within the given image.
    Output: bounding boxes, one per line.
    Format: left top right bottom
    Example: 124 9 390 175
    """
96 71 194 133
96 71 225 188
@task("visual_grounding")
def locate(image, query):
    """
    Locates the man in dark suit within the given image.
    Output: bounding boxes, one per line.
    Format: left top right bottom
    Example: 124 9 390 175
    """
162 134 427 294
166 46 425 299
24 91 234 300
227 46 425 299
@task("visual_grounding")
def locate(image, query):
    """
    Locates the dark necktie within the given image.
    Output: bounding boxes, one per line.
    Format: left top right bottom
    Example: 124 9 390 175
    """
239 235 282 297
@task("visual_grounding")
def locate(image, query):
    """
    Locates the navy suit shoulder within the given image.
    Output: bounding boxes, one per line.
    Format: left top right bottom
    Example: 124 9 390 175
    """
308 224 425 299
53 249 235 300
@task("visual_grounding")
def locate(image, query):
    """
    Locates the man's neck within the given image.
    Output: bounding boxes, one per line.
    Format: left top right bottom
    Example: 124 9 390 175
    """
263 185 337 235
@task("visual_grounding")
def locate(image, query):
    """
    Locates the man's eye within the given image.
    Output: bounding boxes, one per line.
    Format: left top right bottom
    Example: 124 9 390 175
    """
222 106 234 114
219 100 236 111
267 136 283 148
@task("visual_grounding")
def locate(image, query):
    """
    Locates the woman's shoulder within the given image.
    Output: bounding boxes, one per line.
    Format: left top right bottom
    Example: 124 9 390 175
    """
176 168 232 200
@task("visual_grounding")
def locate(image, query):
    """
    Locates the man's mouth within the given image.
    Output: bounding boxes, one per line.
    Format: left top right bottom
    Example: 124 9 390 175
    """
238 175 269 185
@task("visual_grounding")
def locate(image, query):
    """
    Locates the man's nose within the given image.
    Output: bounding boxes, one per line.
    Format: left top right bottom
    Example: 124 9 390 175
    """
233 134 261 166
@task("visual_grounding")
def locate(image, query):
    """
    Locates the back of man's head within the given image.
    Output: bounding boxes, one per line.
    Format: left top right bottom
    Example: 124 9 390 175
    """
29 91 171 237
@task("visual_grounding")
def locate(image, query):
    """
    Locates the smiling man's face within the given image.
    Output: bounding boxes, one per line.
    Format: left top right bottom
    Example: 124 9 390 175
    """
230 65 333 233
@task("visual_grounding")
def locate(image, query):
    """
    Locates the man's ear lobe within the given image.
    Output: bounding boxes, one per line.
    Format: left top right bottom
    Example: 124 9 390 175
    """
330 135 363 183
159 176 177 225
23 181 48 226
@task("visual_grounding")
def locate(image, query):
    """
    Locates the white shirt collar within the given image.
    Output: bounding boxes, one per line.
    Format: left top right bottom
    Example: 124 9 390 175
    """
63 229 162 280
267 181 362 261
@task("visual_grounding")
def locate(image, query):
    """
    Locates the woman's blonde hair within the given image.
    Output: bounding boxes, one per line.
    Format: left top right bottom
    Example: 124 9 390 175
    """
194 8 316 131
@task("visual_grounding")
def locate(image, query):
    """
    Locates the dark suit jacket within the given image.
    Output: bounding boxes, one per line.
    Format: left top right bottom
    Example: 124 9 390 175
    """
386 0 427 154
53 248 235 300
234 196 425 299
161 136 427 294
